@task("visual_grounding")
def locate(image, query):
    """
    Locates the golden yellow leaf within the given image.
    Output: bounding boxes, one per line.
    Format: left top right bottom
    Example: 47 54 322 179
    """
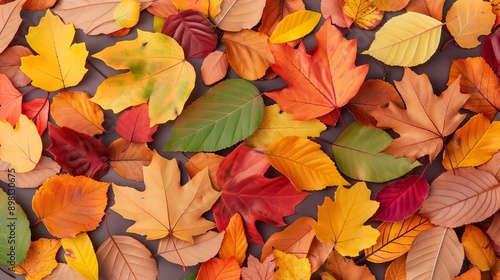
14 238 61 280
454 266 481 280
323 250 375 280
50 91 105 136
362 12 442 67
20 10 88 91
384 255 406 280
185 152 223 190
445 0 496 49
269 10 321 44
443 114 500 170
314 182 380 257
172 0 222 18
219 213 248 266
365 214 434 263
245 105 326 148
344 0 384 30
374 0 409 11
0 114 42 173
61 233 98 280
111 151 220 242
462 224 496 271
273 249 311 280
113 0 141 28
108 138 153 182
264 136 348 191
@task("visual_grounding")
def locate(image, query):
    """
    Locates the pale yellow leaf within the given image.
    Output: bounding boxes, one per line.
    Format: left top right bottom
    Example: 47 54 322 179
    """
61 233 98 280
273 249 311 280
269 10 321 44
213 0 266 31
362 12 442 67
113 0 141 28
462 224 496 271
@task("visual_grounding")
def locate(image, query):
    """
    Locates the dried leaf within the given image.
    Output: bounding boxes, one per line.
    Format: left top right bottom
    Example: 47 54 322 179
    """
196 257 241 280
200 50 229 86
0 46 32 87
115 104 158 143
109 138 153 182
259 0 305 36
61 233 98 280
384 255 406 280
344 0 384 30
0 156 60 189
320 0 353 28
323 250 375 280
462 224 496 271
0 0 24 53
213 0 266 31
0 73 22 126
269 10 321 44
13 238 60 280
273 249 311 279
241 254 275 280
219 213 248 266
406 0 445 21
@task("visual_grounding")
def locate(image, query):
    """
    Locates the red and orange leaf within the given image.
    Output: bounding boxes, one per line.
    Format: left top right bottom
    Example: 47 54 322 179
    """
344 0 384 30
0 46 32 87
320 0 354 28
259 0 305 36
32 174 109 238
109 138 153 182
196 257 241 280
384 255 406 280
219 213 248 266
462 224 496 271
22 96 49 136
455 266 481 280
185 152 223 190
115 104 158 143
0 73 22 126
241 254 275 280
406 0 445 21
201 50 229 86
323 250 375 280
13 238 60 280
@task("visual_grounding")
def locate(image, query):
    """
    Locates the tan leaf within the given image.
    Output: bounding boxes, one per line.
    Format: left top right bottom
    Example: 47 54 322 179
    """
462 224 496 271
406 226 464 279
0 156 60 189
109 138 153 182
344 0 384 30
201 50 229 86
374 0 409 11
0 0 25 53
157 231 224 266
323 250 375 280
307 238 334 273
259 0 305 36
486 212 500 249
222 30 274 80
43 263 86 280
219 213 248 266
406 0 445 21
0 46 32 87
384 255 406 280
213 0 266 31
420 167 500 228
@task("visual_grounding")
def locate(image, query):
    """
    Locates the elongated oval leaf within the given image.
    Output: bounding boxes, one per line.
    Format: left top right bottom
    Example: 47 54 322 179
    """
0 156 60 189
219 213 248 266
164 79 264 152
61 233 98 280
201 50 229 86
333 122 420 183
462 224 496 271
419 167 500 228
265 136 349 191
362 12 442 66
269 10 321 43
213 0 266 31
406 226 464 279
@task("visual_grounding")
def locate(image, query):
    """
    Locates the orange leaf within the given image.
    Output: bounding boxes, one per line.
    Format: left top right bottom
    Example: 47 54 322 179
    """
241 254 275 280
50 91 105 136
108 138 153 182
344 0 384 30
32 174 109 238
147 0 177 18
22 0 56 10
462 224 496 271
447 57 500 120
13 238 61 280
0 73 22 126
0 46 32 88
0 0 24 53
323 250 375 280
406 0 445 21
374 0 409 11
320 0 354 28
384 254 406 280
455 266 481 280
61 233 98 280
219 213 248 266
185 152 223 190
201 50 229 86
196 257 241 280
43 263 86 280
259 0 305 36
222 30 274 80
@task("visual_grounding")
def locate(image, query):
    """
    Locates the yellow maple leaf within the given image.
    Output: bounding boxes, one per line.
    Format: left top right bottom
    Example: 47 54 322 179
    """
245 104 326 148
273 249 311 280
14 238 61 280
314 182 380 257
113 0 141 28
20 10 88 91
0 114 42 173
61 233 99 280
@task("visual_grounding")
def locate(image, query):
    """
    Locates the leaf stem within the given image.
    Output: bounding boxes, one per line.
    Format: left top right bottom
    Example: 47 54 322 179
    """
31 219 42 228
441 38 455 51
170 234 187 271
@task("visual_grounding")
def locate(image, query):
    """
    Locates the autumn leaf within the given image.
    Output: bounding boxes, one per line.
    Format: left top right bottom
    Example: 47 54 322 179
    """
344 0 384 30
273 249 311 279
445 0 496 49
97 235 158 280
373 175 429 222
265 136 349 191
20 10 88 91
171 0 222 18
91 30 195 126
462 224 496 271
259 0 305 36
22 0 56 10
147 0 177 18
406 0 445 21
374 0 409 11
483 28 500 76
0 188 31 266
111 151 220 241
164 79 264 152
200 50 229 86
0 114 42 173
364 214 434 263
22 96 49 136
406 226 464 279
0 156 60 189
308 238 335 273
370 68 468 162
314 182 380 257
113 0 141 28
0 0 24 53
384 255 406 280
32 174 109 238
109 138 153 182
43 263 86 280
115 104 158 143
219 213 248 266
222 30 274 80
157 231 224 267
213 143 309 244
486 212 500 252
455 266 481 280
443 114 500 170
212 0 266 31
0 46 32 87
185 152 223 190
362 12 443 66
61 233 98 280
50 91 105 136
333 123 420 183
323 250 375 280
47 124 109 180
197 257 241 280
447 57 500 120
320 0 354 28
241 254 275 280
13 238 60 280
0 73 22 126
420 167 500 228
269 10 321 44
266 18 368 122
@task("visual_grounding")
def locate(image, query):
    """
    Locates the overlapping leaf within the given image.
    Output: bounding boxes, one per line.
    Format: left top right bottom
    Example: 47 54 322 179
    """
0 46 32 87
405 0 445 20
486 213 500 251
374 0 409 11
108 138 153 182
61 233 98 280
196 257 241 280
185 152 223 190
273 249 311 279
113 0 141 28
171 0 222 18
344 0 384 30
0 73 22 126
200 50 229 86
384 255 406 280
259 0 305 35
22 96 49 136
0 0 24 53
483 28 500 76
323 250 375 280
455 267 481 280
212 0 266 31
43 263 86 280
241 255 275 280
13 238 60 280
219 213 247 266
115 103 158 143
0 156 60 189
462 224 496 271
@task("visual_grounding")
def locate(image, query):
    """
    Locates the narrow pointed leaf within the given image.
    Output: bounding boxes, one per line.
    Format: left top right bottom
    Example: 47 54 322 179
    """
462 224 496 271
269 10 321 43
219 213 248 266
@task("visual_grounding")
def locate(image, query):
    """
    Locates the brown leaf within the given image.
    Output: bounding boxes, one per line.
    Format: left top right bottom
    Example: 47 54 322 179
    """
43 263 87 280
307 237 334 273
0 156 60 189
0 46 32 87
321 0 354 28
487 212 500 250
0 0 24 53
406 0 445 20
259 0 305 36
201 50 229 86
323 250 375 280
109 138 153 182
241 254 275 280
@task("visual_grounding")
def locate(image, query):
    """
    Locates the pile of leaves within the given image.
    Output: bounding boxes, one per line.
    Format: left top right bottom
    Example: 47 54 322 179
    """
0 0 499 279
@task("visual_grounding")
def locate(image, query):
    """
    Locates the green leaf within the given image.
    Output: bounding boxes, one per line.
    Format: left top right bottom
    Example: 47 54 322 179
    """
183 273 197 280
0 188 31 266
164 79 264 152
332 122 420 183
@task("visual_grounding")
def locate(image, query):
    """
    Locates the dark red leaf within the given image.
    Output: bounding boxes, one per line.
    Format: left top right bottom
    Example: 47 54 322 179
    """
115 103 158 143
47 123 109 180
213 143 309 244
482 27 500 77
22 96 49 136
161 9 218 59
373 175 430 222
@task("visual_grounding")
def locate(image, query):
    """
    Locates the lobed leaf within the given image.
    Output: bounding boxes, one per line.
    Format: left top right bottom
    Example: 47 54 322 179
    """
273 249 311 279
241 254 275 280
13 238 60 279
320 0 353 28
